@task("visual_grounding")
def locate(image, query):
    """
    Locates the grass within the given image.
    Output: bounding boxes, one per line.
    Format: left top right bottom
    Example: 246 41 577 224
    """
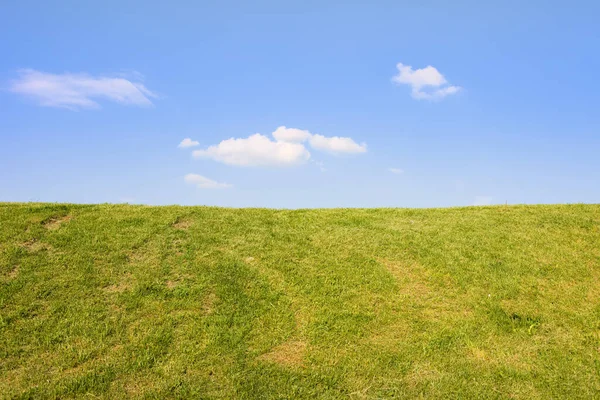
1 202 599 399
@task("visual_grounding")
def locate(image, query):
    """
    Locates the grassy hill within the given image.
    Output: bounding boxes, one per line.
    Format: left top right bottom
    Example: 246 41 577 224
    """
1 203 599 399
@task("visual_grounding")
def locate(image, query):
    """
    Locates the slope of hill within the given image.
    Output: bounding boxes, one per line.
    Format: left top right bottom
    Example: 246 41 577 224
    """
1 203 599 398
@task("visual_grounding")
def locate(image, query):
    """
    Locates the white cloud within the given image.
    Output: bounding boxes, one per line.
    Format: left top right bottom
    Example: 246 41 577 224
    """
392 62 461 101
8 69 157 110
389 168 404 174
191 126 366 167
272 126 312 143
178 138 199 148
184 173 232 189
273 126 366 154
308 134 367 154
411 85 461 101
393 63 447 88
192 133 311 167
473 196 493 206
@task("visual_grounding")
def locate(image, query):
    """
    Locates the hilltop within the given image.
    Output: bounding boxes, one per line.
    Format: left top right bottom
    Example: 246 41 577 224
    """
1 203 599 398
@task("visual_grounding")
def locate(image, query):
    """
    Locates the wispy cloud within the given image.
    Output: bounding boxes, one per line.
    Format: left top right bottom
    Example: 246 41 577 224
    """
473 196 493 206
178 138 200 148
392 63 461 101
8 69 157 110
191 126 366 167
389 168 404 174
313 160 326 172
184 173 232 189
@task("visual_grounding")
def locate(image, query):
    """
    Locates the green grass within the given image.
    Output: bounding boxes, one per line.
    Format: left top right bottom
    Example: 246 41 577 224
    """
1 203 600 399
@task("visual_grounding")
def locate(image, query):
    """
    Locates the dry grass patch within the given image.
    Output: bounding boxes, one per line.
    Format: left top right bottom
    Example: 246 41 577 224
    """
404 361 444 390
0 366 31 395
6 265 19 280
165 273 194 290
20 239 52 252
467 341 538 374
43 215 72 231
363 321 413 352
168 238 186 256
118 374 161 397
381 258 473 323
126 241 163 269
103 282 131 293
380 258 432 299
258 340 307 367
103 274 133 293
586 270 600 303
166 280 177 289
470 347 488 362
202 291 217 315
172 218 193 230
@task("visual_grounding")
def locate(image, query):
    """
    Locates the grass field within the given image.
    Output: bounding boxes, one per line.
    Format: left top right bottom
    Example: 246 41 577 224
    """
1 203 599 399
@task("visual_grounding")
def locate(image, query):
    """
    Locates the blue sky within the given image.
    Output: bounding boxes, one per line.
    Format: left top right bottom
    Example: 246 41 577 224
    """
1 0 599 208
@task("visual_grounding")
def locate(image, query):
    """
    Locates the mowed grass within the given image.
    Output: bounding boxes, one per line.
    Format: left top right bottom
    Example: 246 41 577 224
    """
1 203 600 399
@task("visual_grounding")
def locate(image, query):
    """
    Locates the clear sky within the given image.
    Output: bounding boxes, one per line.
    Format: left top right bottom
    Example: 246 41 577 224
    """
1 0 599 208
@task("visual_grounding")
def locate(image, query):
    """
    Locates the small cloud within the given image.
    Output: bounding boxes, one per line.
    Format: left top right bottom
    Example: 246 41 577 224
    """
308 134 366 154
193 134 310 167
192 126 366 168
184 173 232 189
389 168 404 174
8 69 157 110
313 160 326 172
392 62 461 101
473 196 493 206
411 85 461 101
273 126 366 154
178 138 199 148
